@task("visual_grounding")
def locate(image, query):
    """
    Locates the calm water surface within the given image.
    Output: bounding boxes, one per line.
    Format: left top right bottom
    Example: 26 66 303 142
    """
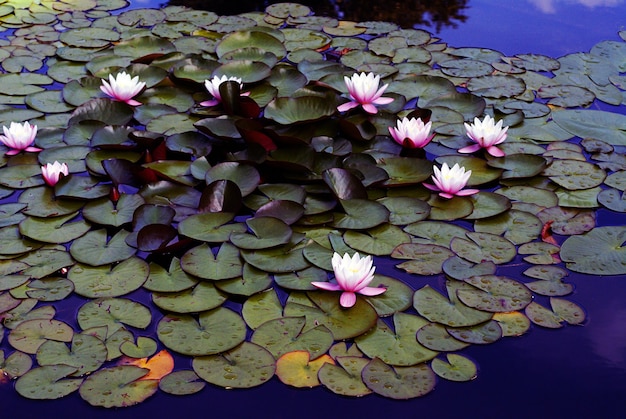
3 1 626 418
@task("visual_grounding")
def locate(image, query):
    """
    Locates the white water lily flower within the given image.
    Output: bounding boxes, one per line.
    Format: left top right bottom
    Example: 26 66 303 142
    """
460 114 508 157
424 162 479 199
311 252 386 308
41 161 69 187
0 121 41 155
337 72 394 114
389 117 434 148
100 71 146 106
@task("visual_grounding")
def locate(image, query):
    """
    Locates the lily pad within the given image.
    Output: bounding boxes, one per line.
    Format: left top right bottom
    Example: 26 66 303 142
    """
275 351 334 388
560 226 626 275
458 275 533 312
251 316 333 360
446 319 502 344
318 356 372 397
15 365 82 400
37 333 107 376
152 281 226 313
361 358 436 399
159 370 206 395
413 282 493 327
431 353 477 382
79 365 158 408
9 319 73 354
193 341 275 388
416 323 469 352
77 298 152 337
69 257 149 298
157 307 246 356
450 232 516 265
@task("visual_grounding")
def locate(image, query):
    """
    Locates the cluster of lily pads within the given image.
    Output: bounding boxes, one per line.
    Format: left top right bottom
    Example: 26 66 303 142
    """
0 0 625 408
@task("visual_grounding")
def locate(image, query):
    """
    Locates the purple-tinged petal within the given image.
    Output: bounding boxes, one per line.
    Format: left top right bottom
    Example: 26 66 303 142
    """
456 188 480 196
373 96 394 105
311 282 342 291
200 99 220 107
337 101 359 112
486 146 505 157
357 286 387 296
458 144 481 154
362 103 379 114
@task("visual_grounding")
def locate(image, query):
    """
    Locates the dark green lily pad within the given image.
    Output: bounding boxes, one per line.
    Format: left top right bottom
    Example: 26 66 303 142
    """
15 365 82 400
214 263 273 296
143 257 198 293
450 232 516 264
37 333 107 376
413 282 492 327
79 365 158 408
70 229 135 266
344 223 411 256
216 30 286 59
193 341 275 388
251 316 333 360
152 281 226 313
241 234 310 273
552 109 626 146
474 209 542 245
416 323 469 352
362 358 436 399
467 75 526 98
543 159 606 190
355 313 437 366
177 212 246 242
365 275 413 317
265 95 337 125
332 199 389 230
378 157 432 187
427 195 474 221
230 216 292 249
157 307 246 356
525 298 586 328
273 266 326 291
159 370 206 395
69 257 149 298
242 288 283 330
283 291 378 340
458 275 532 312
404 221 469 247
431 353 477 382
180 242 243 280
82 194 145 227
560 226 626 275
392 243 454 275
442 256 496 280
446 319 502 344
318 356 372 397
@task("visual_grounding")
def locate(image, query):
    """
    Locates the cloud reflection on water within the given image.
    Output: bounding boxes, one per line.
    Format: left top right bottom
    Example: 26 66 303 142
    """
527 0 624 13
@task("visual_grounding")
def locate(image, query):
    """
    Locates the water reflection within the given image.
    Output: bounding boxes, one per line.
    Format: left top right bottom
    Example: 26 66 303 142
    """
164 0 469 31
528 0 625 13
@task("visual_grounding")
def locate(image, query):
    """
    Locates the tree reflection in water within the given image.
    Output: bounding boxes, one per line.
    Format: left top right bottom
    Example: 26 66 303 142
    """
165 0 469 31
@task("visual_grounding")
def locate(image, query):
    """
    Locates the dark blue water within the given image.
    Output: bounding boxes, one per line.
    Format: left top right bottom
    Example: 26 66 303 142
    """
3 1 626 418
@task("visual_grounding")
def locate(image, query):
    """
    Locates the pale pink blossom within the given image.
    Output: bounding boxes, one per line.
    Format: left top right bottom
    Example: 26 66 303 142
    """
460 115 508 157
41 161 69 187
389 117 434 148
311 252 386 308
337 72 394 114
100 71 146 106
200 75 247 107
423 162 479 199
0 122 41 155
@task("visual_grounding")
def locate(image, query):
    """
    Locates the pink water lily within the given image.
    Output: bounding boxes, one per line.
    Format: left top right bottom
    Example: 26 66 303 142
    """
424 162 479 199
200 75 247 107
100 71 146 106
0 122 41 155
41 161 69 187
460 115 508 157
337 72 394 114
389 117 434 148
311 252 386 308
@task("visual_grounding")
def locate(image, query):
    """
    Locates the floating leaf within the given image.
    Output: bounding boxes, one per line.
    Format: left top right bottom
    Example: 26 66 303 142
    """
318 356 372 397
458 275 532 312
77 298 151 337
362 358 436 399
69 257 149 298
15 365 82 400
37 333 107 376
431 353 477 382
446 319 502 344
9 319 73 354
275 350 334 388
560 226 626 275
159 370 206 395
79 365 158 408
416 323 469 352
413 282 492 327
450 232 516 265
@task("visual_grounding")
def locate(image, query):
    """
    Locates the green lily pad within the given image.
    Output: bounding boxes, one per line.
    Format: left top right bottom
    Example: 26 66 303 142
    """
413 282 493 327
157 307 246 356
25 278 74 302
344 223 411 256
214 263 273 296
159 370 206 395
180 242 242 280
17 248 74 279
37 333 107 376
193 341 275 388
251 316 333 360
543 159 606 190
216 30 286 59
69 257 149 298
365 275 413 317
474 209 542 245
331 199 389 230
561 226 626 275
143 257 198 293
77 298 151 337
152 281 226 313
525 298 586 328
450 232 516 264
230 216 292 250
15 365 82 400
442 256 496 280
178 212 246 242
404 221 469 247
598 188 626 212
492 312 531 337
355 312 438 366
552 109 626 146
458 275 532 312
518 241 561 264
392 243 454 275
82 194 145 227
9 319 73 354
0 164 44 189
70 229 136 266
265 95 337 125
241 234 310 273
318 356 372 397
427 195 474 221
242 288 283 330
416 323 469 352
431 353 477 382
273 266 325 291
377 196 430 225
362 358 436 399
446 319 502 344
283 291 378 340
79 365 158 408
378 157 432 187
467 75 526 98
0 350 33 379
120 337 158 359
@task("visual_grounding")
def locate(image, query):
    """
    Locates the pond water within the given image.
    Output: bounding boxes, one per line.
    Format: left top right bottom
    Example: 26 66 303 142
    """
1 1 626 418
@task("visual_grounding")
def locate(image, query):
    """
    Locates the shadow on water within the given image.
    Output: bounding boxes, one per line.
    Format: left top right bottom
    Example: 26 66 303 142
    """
163 0 470 31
